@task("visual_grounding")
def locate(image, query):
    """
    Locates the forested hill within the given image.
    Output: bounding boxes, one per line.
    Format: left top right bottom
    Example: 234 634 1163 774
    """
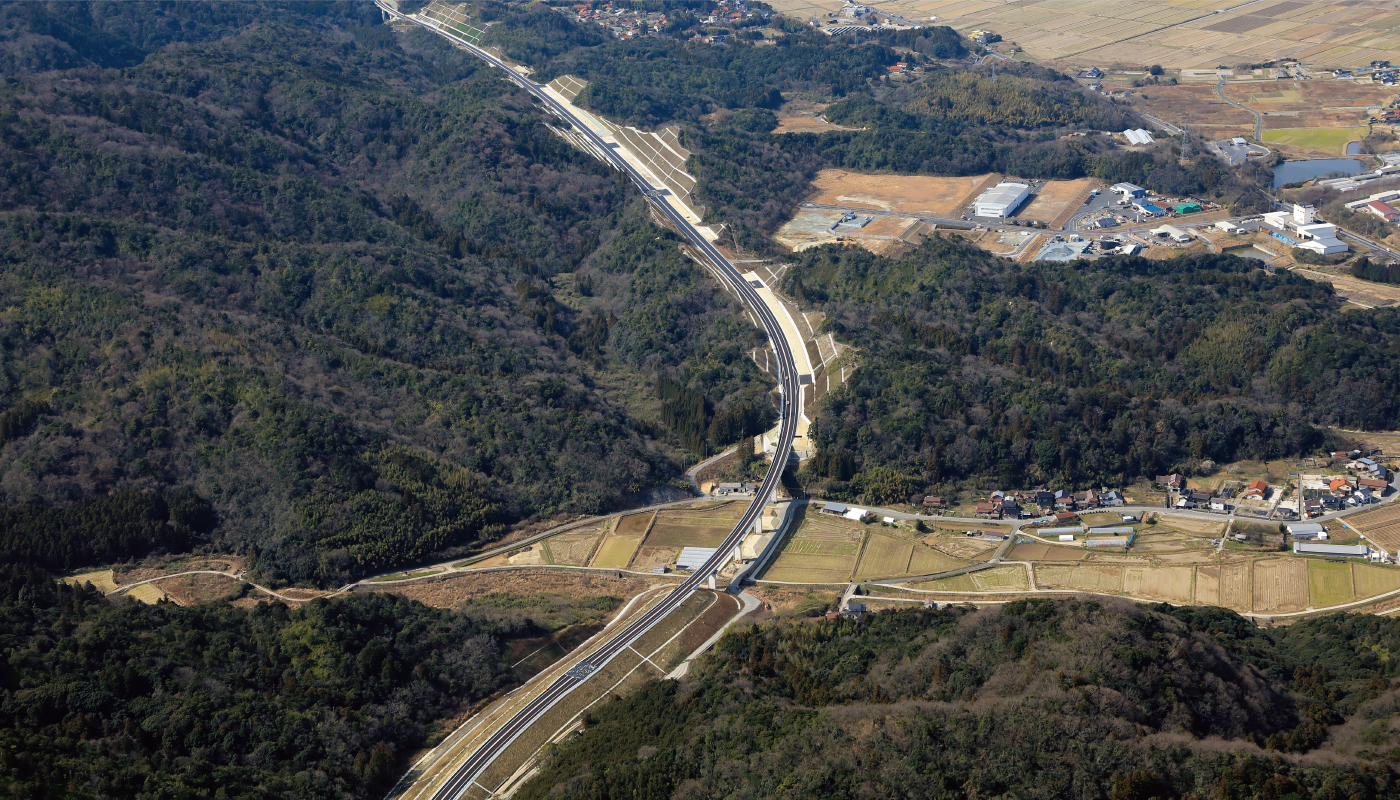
786 239 1400 503
519 600 1400 800
0 2 772 586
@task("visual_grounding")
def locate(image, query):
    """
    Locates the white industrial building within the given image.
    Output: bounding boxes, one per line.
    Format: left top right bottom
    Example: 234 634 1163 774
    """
1150 224 1191 242
1122 128 1155 145
1262 204 1348 255
1112 182 1147 198
1293 542 1370 558
974 182 1030 218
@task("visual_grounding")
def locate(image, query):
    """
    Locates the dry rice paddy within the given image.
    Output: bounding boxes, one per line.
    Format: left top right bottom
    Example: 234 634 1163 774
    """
1036 564 1124 593
1344 504 1400 553
543 531 602 566
1354 563 1400 598
644 523 732 549
125 584 168 604
1123 566 1194 603
1252 559 1308 613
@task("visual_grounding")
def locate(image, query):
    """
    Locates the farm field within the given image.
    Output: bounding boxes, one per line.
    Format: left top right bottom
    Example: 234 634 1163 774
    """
1344 504 1400 553
63 569 117 592
924 533 998 560
1078 512 1123 528
644 523 731 549
1262 126 1368 155
543 531 602 566
1252 559 1308 613
853 533 915 580
763 516 865 583
843 0 1400 70
1150 516 1227 537
1007 543 1087 561
615 512 654 536
125 584 168 604
590 535 645 569
1355 564 1400 598
1036 564 1123 593
1196 561 1251 610
1308 560 1355 607
1122 566 1194 603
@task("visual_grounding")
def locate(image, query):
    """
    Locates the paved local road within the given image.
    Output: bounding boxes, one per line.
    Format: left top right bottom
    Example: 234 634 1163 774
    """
376 5 800 800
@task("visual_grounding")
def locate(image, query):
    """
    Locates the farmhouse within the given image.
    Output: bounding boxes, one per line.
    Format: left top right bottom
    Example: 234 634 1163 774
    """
922 496 947 509
821 502 849 517
1242 481 1269 500
1293 542 1370 558
1359 477 1390 492
974 182 1031 218
1155 473 1185 490
975 502 1002 519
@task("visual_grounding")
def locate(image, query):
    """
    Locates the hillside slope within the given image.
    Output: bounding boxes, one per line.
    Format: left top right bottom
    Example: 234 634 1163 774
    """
0 2 769 585
520 600 1400 800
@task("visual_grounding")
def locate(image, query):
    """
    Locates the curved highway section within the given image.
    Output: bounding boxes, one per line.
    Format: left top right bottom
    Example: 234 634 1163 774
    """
373 4 799 799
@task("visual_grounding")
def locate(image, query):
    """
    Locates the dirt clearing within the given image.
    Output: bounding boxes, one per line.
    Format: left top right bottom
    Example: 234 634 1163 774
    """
1016 178 1099 227
807 169 1000 217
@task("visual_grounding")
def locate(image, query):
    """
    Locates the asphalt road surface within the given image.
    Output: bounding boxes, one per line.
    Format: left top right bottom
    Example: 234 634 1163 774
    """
375 5 800 799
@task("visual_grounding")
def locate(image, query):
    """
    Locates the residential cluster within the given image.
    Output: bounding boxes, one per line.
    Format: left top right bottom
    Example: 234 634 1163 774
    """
560 0 762 40
926 487 1133 521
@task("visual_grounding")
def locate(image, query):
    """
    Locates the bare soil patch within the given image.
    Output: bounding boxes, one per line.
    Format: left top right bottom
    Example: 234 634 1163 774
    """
1017 178 1099 227
807 169 999 217
1123 566 1194 603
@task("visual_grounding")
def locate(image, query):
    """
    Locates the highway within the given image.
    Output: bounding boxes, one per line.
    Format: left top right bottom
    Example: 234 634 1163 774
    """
374 4 799 799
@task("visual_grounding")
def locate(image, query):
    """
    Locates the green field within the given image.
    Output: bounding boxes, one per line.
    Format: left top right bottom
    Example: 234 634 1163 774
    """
1355 564 1400 597
1307 560 1354 607
1261 127 1368 155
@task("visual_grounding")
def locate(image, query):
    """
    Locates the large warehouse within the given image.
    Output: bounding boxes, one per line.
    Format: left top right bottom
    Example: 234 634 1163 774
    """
974 182 1030 218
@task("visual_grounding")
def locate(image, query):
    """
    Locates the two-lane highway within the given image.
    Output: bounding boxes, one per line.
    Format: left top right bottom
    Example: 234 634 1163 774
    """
374 4 800 799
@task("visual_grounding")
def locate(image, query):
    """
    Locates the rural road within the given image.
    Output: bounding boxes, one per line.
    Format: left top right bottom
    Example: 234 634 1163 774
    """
1215 77 1263 140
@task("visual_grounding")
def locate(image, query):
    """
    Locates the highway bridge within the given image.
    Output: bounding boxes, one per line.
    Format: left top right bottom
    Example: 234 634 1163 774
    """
373 3 800 798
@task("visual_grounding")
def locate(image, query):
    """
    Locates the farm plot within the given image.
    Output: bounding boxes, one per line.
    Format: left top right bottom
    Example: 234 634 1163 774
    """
1197 561 1252 610
1152 516 1227 537
785 539 860 556
64 570 117 592
1354 564 1400 599
1123 566 1194 603
644 523 731 549
630 546 680 572
1308 560 1355 608
1345 504 1400 553
615 512 654 536
1262 127 1368 155
125 584 168 604
1007 543 1087 561
853 534 916 580
906 546 968 575
925 534 998 560
973 565 1029 591
1035 565 1123 593
911 573 977 592
1253 559 1308 612
543 531 602 566
590 534 645 569
805 169 1001 217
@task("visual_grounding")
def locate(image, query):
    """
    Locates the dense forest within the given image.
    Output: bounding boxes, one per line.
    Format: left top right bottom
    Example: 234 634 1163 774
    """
784 241 1397 501
520 600 1400 800
0 1 773 585
0 564 610 799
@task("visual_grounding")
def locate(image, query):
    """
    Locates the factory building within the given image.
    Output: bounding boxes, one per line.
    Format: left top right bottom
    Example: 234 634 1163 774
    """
973 182 1030 218
1262 204 1348 255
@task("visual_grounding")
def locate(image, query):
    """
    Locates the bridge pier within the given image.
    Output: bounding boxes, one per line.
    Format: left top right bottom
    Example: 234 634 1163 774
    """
706 572 717 590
